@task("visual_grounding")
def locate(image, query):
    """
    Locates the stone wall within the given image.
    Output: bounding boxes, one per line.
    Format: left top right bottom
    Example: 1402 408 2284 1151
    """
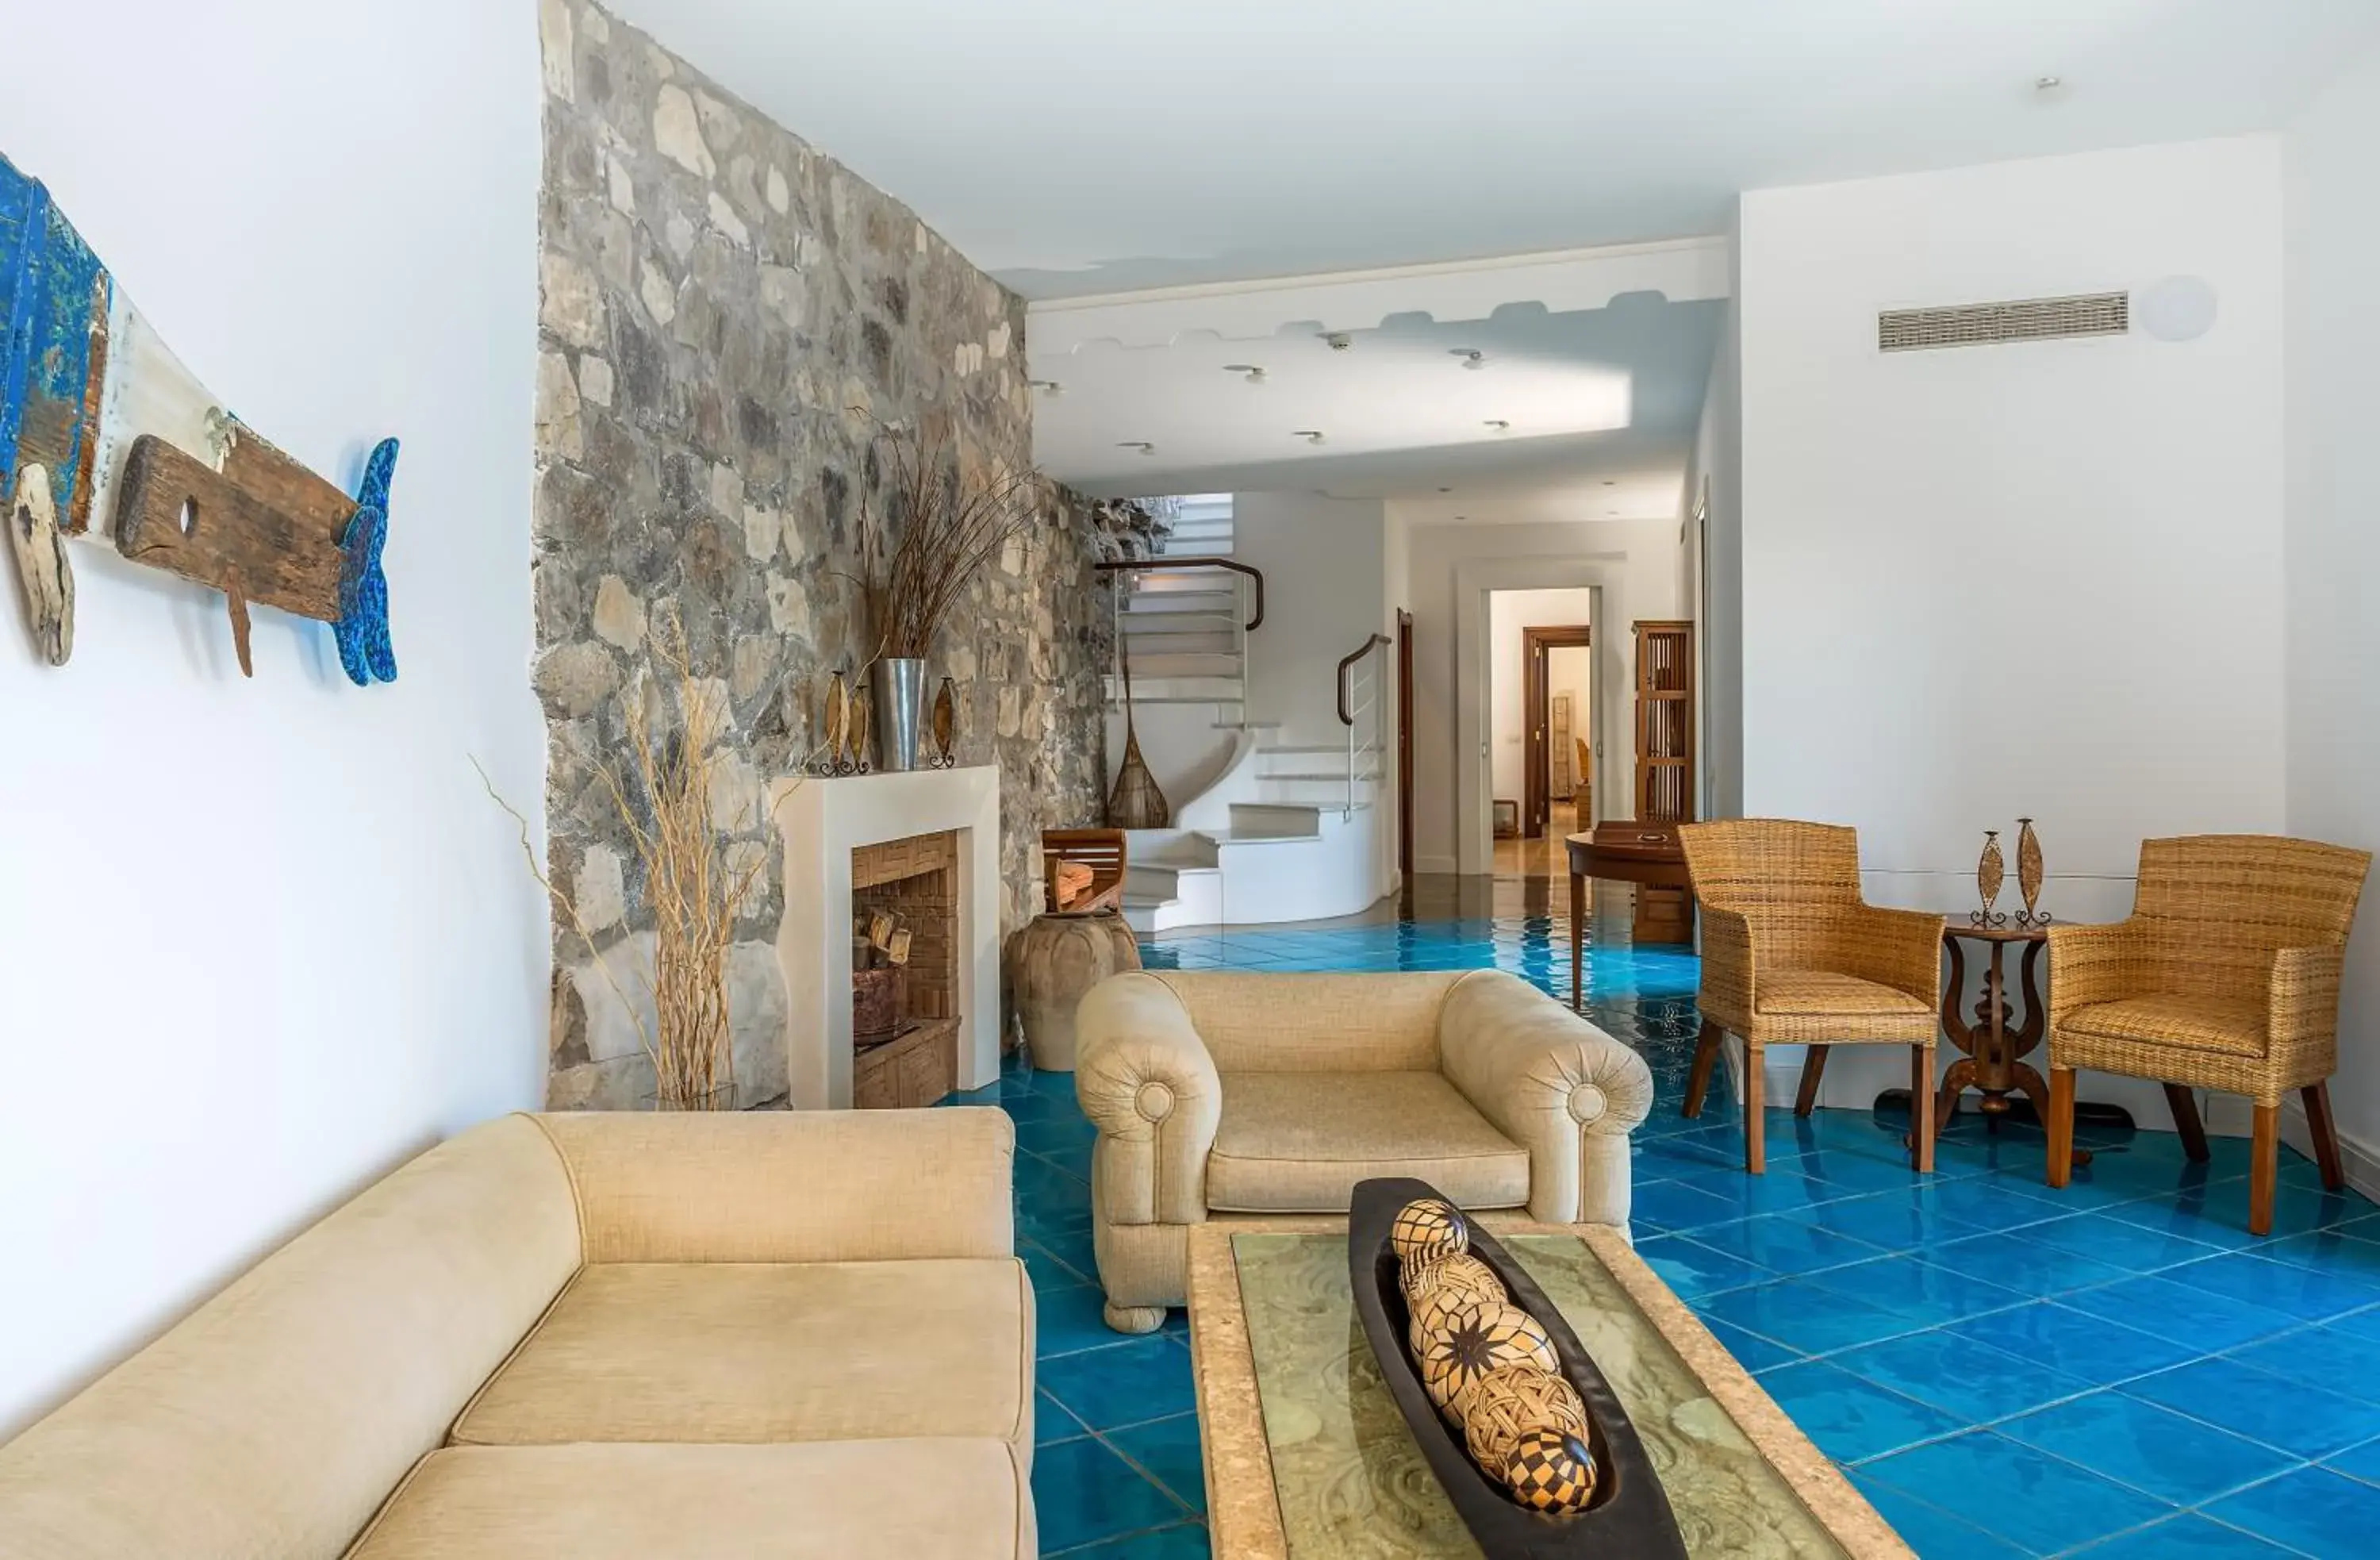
535 0 1132 1109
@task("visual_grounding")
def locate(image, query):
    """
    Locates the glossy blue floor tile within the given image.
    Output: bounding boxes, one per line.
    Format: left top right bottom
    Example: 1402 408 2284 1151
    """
2069 1512 2303 1558
984 888 2380 1555
1039 1336 1200 1431
1032 1434 1196 1554
1996 1390 2296 1506
2203 1465 2380 1557
1948 1301 2202 1385
1832 1328 2094 1425
2122 1356 2380 1461
1753 1359 1967 1462
1859 1431 2175 1554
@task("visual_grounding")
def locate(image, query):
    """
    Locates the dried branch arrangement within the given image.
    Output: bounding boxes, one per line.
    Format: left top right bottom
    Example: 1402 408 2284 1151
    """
485 607 788 1110
856 413 1041 659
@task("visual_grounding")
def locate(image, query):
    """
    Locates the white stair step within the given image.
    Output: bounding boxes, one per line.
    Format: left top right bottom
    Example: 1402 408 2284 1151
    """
1199 826 1326 847
1118 653 1238 677
1122 590 1238 615
1228 802 1324 838
1260 770 1383 782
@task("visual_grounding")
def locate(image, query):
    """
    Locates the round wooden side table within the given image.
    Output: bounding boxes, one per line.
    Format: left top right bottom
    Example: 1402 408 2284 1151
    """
1935 923 2090 1164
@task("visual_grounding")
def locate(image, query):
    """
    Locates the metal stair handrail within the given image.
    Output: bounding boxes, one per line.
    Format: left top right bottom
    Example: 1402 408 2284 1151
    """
1336 632 1392 818
1096 556 1265 632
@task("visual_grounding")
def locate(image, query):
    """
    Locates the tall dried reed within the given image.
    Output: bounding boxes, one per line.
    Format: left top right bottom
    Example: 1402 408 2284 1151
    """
856 414 1040 660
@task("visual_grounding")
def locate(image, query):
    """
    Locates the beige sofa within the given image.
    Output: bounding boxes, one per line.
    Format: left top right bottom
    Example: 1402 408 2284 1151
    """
0 1110 1034 1559
1075 970 1654 1331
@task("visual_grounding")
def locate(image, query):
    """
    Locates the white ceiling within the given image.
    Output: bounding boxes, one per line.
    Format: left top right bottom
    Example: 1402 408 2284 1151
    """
1037 292 1726 502
604 0 2380 299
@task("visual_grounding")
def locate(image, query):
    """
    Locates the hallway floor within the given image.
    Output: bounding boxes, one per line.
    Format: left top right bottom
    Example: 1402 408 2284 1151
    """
953 880 2380 1558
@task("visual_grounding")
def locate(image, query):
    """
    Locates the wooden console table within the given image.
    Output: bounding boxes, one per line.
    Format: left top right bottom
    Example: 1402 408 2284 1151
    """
1567 824 1694 1010
1933 923 2090 1165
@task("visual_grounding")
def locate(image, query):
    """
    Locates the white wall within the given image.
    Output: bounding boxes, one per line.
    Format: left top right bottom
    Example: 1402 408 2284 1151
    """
1487 588 1593 805
1684 301 1743 820
1399 513 1683 873
1234 491 1388 746
2285 45 2380 1166
0 0 546 1435
1738 136 2287 1116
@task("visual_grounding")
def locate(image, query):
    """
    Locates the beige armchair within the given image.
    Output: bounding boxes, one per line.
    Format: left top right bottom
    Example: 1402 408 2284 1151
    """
1073 970 1655 1333
2045 834 2371 1235
1679 820 1946 1175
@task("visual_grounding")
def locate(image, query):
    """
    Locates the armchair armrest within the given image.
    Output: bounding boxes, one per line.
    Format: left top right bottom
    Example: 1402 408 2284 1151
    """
1697 905 1756 1031
532 1108 1015 1263
1438 970 1655 1226
2044 919 2153 1024
1075 973 1223 1226
1842 904 1947 1007
2270 943 2347 1076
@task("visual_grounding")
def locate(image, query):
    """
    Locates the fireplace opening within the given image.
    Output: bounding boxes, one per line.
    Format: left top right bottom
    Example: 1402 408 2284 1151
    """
849 830 959 1109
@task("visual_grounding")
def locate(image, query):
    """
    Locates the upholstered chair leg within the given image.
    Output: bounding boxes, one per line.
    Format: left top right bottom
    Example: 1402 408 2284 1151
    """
1103 1302 1167 1335
2162 1083 2210 1162
1910 1046 1935 1173
1744 1043 1766 1174
1794 1045 1830 1117
2045 1066 2076 1189
2304 1082 2348 1192
2250 1103 2281 1236
1682 1020 1724 1119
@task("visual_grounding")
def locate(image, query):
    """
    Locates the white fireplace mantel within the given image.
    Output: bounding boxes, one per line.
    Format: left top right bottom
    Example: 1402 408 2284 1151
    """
770 765 1002 1109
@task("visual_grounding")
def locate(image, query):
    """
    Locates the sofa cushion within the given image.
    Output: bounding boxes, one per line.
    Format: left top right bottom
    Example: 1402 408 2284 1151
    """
451 1259 1031 1455
347 1442 1032 1560
2063 996 2268 1057
1753 971 1933 1018
1206 1071 1530 1213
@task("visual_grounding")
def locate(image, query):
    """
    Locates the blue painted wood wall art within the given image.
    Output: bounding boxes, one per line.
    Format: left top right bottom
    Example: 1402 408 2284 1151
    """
0 152 398 682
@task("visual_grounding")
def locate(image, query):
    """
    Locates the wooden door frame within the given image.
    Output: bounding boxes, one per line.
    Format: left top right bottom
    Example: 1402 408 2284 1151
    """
1522 624 1592 840
1395 609 1415 882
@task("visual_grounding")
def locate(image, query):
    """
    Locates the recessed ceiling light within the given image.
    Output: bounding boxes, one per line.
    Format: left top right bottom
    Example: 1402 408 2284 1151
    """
1601 479 1616 486
1322 332 1353 352
1484 419 1511 432
1117 440 1155 455
1223 363 1268 383
1292 429 1326 445
1450 348 1486 370
1028 378 1063 396
2035 75 2063 92
1438 486 1453 494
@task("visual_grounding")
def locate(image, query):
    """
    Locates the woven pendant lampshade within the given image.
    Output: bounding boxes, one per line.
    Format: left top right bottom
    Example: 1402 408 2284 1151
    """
1106 630 1170 828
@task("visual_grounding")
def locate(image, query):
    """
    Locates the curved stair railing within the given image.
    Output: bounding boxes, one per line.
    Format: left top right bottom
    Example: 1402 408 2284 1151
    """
1094 557 1265 631
1338 632 1392 818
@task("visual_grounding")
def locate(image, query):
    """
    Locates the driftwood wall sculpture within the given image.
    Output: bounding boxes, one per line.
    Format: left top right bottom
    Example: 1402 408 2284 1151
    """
1 152 397 682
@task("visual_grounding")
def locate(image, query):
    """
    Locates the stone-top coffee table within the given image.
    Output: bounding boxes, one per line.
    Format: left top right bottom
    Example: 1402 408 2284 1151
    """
1186 1220 1911 1558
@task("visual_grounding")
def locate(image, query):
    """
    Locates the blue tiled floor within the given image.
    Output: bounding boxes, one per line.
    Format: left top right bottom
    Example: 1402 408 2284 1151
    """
952 888 2380 1557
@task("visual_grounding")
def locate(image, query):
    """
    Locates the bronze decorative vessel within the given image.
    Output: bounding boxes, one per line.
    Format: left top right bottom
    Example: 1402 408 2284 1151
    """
929 676 958 768
2015 817 2050 927
1975 830 2006 928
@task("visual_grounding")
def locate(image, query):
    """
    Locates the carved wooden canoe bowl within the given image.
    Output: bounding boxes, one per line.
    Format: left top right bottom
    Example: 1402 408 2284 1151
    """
1349 1177 1688 1559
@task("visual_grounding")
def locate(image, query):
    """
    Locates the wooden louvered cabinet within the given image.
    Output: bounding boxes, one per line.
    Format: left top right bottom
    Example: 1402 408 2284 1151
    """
1633 621 1695 824
1630 621 1695 943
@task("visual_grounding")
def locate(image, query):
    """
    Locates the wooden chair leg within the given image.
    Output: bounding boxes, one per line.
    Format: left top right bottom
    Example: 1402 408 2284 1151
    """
2305 1082 2347 1193
2045 1065 2076 1189
2163 1083 2210 1163
1911 1045 1935 1174
1682 1020 1723 1120
2250 1103 2281 1236
1745 1043 1766 1175
1795 1045 1830 1117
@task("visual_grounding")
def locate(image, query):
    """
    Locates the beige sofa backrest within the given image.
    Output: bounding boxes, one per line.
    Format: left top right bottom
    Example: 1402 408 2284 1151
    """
537 1109 1016 1262
1149 970 1464 1072
0 1115 582 1560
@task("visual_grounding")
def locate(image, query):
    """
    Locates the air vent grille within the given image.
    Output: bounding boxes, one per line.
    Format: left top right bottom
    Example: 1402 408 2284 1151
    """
1879 292 2129 352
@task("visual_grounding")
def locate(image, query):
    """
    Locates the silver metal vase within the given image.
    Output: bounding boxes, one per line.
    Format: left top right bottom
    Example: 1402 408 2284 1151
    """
871 656 927 772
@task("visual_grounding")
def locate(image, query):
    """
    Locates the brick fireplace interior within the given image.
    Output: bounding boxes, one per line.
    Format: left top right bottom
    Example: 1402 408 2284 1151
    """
849 830 960 1109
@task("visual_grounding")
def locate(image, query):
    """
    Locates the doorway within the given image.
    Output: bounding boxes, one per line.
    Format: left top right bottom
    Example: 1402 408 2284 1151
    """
1396 608 1415 882
1522 624 1593 840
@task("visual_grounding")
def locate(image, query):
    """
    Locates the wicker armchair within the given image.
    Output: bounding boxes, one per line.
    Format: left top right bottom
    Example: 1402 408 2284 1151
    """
2045 834 2370 1235
1679 820 1945 1174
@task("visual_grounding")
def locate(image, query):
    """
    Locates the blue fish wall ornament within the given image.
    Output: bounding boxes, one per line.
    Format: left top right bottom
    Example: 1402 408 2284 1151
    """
1 151 398 682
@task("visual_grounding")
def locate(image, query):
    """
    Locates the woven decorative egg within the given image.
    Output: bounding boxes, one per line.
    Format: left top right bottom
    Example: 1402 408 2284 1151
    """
1417 1300 1560 1414
1389 1197 1468 1266
1457 1361 1589 1470
1502 1425 1599 1513
1400 1251 1505 1312
1407 1284 1468 1358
